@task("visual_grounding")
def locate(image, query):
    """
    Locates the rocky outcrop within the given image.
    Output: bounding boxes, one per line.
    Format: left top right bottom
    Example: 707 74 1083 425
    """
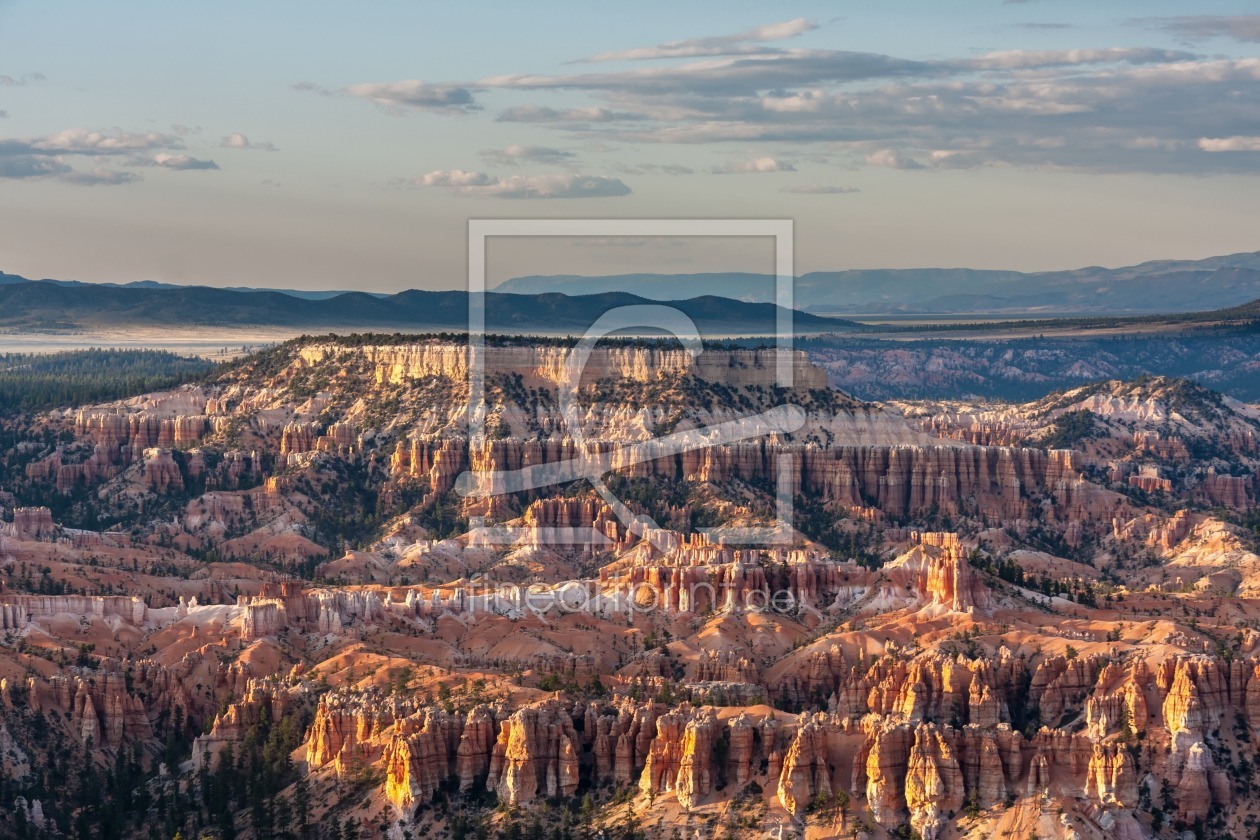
241 600 286 641
192 679 288 770
1200 470 1251 509
297 342 829 391
383 708 463 812
1084 743 1138 807
903 724 965 840
487 702 580 805
280 423 319 456
862 722 915 827
34 671 156 748
1 595 147 626
4 507 56 540
455 706 497 792
143 448 184 493
726 713 756 789
778 715 832 816
882 536 990 613
672 710 718 810
1176 742 1216 822
74 411 209 463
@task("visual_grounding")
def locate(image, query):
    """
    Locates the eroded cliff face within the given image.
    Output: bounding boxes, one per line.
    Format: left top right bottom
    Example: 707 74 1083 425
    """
5 337 1260 839
263 637 1254 834
909 377 1260 511
9 339 1159 577
296 342 830 391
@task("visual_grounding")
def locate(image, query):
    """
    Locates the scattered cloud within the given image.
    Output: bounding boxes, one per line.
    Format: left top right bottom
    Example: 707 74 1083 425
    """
712 156 795 173
478 51 931 97
781 184 860 194
1013 22 1075 30
0 128 213 185
291 81 335 96
952 47 1194 72
60 168 142 186
579 17 818 63
415 169 498 187
170 124 202 136
221 133 279 151
1199 136 1260 152
0 72 45 86
0 156 70 180
1136 15 1260 44
32 129 181 154
611 162 695 176
0 154 139 186
865 149 925 170
344 80 479 112
305 20 1260 176
480 145 575 165
496 105 645 123
411 170 631 198
151 153 220 171
463 46 1260 174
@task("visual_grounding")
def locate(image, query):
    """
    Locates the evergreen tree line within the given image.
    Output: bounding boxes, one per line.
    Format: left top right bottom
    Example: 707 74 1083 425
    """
0 349 212 415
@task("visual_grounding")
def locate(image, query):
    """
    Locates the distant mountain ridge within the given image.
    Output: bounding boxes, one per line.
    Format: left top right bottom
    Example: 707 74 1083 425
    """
7 248 1260 316
0 271 366 300
0 280 847 335
496 250 1260 315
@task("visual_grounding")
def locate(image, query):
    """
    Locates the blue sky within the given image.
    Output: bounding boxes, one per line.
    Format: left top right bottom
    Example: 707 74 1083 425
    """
1 0 1258 290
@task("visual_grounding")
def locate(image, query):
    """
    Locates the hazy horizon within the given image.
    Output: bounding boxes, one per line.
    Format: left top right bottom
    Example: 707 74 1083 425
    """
2 1 1260 291
6 241 1260 296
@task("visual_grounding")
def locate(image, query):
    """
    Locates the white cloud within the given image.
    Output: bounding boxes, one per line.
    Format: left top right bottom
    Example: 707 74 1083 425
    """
33 128 180 154
60 168 142 186
956 47 1193 71
581 17 819 63
0 127 203 185
221 133 278 151
866 149 926 170
412 170 630 198
344 80 478 112
713 156 796 173
1199 136 1260 152
416 169 498 187
152 153 219 171
1137 15 1260 44
496 105 644 123
320 27 1260 175
479 51 928 97
488 174 631 198
480 145 576 165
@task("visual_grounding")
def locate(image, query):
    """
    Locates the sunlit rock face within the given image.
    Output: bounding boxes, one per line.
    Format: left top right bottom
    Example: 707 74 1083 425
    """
4 337 1260 838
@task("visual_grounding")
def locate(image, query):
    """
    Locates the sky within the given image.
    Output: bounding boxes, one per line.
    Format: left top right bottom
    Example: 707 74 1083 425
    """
1 0 1259 291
